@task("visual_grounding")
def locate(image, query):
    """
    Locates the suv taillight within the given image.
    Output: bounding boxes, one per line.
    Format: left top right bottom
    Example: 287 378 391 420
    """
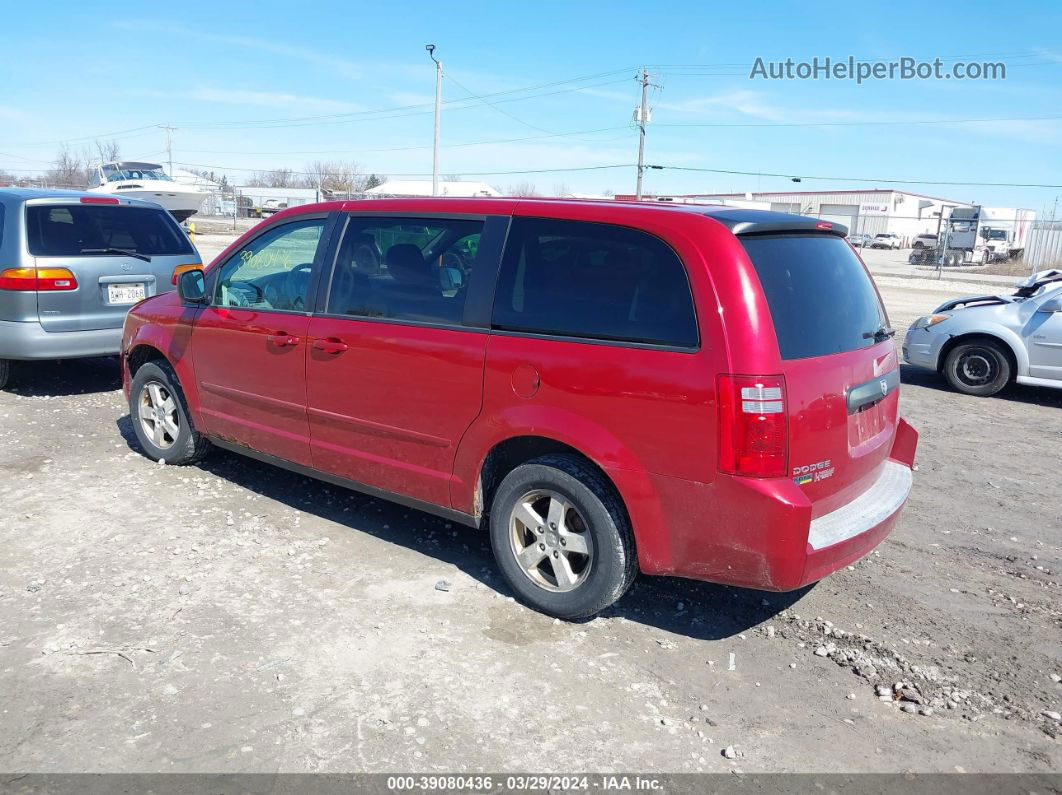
0 267 79 291
718 374 788 478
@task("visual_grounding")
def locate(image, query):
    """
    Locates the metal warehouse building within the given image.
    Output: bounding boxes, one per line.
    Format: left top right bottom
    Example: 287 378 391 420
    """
623 190 975 245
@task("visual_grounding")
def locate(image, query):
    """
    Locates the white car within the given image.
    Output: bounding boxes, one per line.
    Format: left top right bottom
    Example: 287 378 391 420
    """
912 234 938 250
903 269 1062 396
871 233 903 249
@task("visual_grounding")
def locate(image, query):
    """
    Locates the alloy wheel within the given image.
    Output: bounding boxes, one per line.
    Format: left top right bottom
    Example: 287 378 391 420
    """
138 380 180 450
509 490 593 593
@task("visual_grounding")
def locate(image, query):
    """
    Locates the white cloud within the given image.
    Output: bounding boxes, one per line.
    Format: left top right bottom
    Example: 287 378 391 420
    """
656 90 789 121
189 88 363 113
113 20 363 79
0 105 34 123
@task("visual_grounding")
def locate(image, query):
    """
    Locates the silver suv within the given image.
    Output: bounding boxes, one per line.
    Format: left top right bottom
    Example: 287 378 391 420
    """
903 269 1062 396
0 189 199 390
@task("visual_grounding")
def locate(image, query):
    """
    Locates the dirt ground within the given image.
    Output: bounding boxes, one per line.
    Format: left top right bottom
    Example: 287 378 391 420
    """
0 240 1060 775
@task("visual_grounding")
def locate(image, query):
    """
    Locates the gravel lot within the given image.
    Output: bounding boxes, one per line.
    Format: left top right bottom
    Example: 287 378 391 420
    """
0 239 1059 774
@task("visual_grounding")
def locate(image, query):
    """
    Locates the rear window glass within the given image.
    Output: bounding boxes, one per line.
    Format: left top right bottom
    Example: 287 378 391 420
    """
492 218 698 347
741 234 887 360
26 204 194 257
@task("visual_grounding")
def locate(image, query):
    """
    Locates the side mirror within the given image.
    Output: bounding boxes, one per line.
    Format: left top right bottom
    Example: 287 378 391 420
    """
1038 297 1062 314
177 268 207 303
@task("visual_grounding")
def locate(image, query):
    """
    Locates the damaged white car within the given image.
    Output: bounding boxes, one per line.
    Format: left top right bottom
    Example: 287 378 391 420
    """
903 269 1062 396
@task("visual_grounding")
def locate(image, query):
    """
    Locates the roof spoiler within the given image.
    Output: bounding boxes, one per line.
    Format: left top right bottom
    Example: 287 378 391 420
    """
700 208 849 237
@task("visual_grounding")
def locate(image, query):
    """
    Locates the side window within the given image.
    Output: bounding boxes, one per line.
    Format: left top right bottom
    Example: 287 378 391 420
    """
214 218 325 312
492 218 698 347
326 216 483 325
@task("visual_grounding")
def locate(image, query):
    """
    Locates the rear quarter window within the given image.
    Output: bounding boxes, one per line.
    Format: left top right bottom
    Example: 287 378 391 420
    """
492 218 698 347
741 234 887 360
26 204 194 257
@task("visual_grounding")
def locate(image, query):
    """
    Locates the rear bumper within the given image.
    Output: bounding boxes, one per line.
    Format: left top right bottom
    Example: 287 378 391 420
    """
801 460 912 585
0 319 122 360
636 418 918 591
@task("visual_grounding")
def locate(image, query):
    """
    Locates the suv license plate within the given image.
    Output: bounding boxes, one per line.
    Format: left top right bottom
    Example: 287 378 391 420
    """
108 283 146 304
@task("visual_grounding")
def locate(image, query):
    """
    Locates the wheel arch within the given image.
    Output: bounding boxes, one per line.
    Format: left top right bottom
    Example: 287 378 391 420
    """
126 343 169 377
937 330 1026 378
123 327 204 426
476 435 627 526
453 407 672 573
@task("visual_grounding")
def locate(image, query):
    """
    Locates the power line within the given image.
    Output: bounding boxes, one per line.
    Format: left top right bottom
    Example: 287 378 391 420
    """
653 114 1062 129
444 72 557 136
178 126 632 156
169 162 634 178
651 164 1062 189
4 72 638 147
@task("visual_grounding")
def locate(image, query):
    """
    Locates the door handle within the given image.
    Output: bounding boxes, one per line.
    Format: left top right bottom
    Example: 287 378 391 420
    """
267 333 300 347
312 337 348 354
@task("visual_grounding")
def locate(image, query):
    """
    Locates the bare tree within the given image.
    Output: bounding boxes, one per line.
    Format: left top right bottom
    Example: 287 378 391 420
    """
48 145 84 187
93 139 121 163
248 169 296 188
506 181 539 197
552 182 571 197
303 160 370 197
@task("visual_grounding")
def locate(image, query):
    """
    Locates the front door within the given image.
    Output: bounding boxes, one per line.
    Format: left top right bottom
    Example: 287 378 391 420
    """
192 216 329 466
1027 289 1062 381
305 214 500 506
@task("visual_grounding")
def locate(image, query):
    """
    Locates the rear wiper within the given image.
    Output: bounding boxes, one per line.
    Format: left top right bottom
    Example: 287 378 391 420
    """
863 325 896 342
80 247 152 263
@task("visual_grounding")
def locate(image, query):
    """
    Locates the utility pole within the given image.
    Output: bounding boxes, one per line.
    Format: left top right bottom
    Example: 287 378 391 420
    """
160 124 176 176
426 45 442 196
635 69 651 201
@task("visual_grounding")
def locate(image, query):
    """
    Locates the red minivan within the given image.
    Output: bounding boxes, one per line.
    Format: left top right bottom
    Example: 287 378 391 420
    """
121 198 917 618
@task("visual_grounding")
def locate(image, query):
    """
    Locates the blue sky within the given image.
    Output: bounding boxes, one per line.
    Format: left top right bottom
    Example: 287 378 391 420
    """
2 0 1061 209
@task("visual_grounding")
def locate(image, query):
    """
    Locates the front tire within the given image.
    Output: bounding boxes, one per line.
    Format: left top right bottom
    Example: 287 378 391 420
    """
489 455 637 620
0 359 10 391
129 360 212 464
943 340 1011 397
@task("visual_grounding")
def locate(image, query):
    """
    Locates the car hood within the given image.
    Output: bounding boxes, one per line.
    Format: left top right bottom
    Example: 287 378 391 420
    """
933 294 1017 312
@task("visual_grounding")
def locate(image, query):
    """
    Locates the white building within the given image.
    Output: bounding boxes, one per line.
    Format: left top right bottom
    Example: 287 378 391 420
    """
366 179 501 198
668 189 975 245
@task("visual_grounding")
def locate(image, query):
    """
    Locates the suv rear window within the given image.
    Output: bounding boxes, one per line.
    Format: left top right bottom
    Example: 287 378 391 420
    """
493 218 698 347
26 204 194 257
741 234 887 360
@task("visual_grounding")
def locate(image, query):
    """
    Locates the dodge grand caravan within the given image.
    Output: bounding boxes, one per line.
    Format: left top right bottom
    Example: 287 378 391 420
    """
120 198 918 618
0 189 199 390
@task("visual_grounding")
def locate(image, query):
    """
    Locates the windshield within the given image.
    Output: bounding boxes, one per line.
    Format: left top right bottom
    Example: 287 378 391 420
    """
742 234 888 360
102 164 172 182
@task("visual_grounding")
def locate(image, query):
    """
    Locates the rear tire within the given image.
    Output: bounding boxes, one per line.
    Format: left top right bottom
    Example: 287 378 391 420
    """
489 454 637 620
129 360 212 464
943 340 1011 397
0 359 10 391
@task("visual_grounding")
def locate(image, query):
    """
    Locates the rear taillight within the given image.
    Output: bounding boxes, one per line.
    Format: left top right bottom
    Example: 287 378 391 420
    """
718 374 788 478
0 267 79 291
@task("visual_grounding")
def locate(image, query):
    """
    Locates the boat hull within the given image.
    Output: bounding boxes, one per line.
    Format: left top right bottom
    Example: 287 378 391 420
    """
87 184 207 220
